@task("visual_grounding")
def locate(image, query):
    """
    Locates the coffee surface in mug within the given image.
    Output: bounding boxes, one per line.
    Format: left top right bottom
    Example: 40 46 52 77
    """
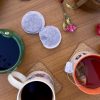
21 81 53 100
0 34 20 70
75 55 100 89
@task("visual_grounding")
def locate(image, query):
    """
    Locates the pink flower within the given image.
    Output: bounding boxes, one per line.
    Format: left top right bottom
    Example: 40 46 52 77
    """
96 24 100 36
65 24 77 32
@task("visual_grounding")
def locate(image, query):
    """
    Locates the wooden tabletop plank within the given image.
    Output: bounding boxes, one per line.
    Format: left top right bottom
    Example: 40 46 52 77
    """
0 0 100 100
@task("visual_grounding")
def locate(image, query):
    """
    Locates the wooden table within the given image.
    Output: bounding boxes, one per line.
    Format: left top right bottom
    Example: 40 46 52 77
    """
1 0 100 100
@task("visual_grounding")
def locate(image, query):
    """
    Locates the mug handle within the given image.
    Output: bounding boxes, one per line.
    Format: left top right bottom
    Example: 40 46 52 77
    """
8 71 27 90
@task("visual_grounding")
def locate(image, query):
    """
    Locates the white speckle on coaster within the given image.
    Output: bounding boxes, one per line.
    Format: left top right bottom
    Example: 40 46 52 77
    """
21 11 45 34
39 26 62 49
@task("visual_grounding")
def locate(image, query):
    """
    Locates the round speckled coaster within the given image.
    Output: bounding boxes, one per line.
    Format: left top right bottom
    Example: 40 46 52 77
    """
21 11 45 34
39 26 62 49
26 62 62 94
21 11 62 49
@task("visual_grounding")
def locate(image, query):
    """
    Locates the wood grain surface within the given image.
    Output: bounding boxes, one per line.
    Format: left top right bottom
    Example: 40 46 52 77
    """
0 0 100 100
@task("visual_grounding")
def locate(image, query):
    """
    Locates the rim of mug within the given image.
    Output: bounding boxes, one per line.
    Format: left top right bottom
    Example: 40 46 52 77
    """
27 71 54 83
0 29 24 73
73 54 100 94
17 77 56 100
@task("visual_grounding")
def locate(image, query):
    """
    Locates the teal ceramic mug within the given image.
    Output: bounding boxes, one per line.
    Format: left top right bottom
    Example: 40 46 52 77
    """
0 29 24 73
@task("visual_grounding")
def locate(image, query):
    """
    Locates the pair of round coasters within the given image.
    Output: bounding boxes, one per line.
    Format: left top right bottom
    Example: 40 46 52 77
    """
21 11 62 49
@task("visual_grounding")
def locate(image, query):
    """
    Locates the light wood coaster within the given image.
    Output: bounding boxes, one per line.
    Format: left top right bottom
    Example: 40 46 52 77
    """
26 62 62 94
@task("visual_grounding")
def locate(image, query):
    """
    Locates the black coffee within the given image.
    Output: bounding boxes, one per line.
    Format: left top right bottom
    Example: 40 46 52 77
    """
0 34 20 70
21 81 53 100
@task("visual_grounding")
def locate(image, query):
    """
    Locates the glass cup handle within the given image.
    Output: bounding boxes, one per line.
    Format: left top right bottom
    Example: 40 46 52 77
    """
65 62 82 86
8 71 27 90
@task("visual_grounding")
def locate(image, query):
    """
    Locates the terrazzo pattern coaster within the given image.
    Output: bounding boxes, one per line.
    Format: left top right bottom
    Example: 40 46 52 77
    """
39 26 62 49
69 43 98 60
21 11 45 34
21 11 62 49
26 62 62 94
